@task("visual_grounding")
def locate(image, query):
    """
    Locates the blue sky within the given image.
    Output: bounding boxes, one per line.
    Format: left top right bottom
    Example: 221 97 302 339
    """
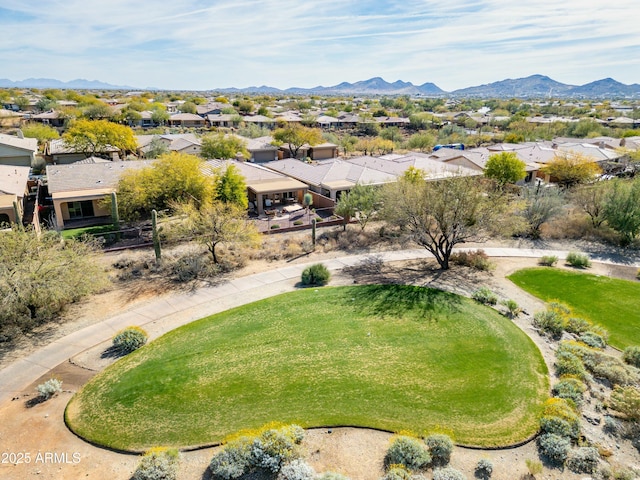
1 0 639 91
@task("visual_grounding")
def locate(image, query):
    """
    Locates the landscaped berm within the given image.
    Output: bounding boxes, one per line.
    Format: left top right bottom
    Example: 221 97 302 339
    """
65 285 548 451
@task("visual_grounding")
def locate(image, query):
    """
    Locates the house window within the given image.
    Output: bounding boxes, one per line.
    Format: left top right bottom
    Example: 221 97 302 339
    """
67 200 95 219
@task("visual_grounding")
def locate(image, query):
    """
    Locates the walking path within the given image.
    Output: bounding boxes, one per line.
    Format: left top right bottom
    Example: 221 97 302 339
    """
1 247 638 405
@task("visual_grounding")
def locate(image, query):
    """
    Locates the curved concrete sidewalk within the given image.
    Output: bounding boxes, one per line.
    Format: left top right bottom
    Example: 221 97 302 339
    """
1 247 638 405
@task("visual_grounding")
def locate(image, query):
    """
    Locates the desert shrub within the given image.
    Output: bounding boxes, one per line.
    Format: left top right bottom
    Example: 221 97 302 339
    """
623 346 640 368
293 220 303 226
552 377 587 407
36 378 63 399
432 466 466 480
540 415 579 440
318 473 351 480
475 459 493 479
301 263 331 286
380 465 412 480
210 424 304 479
591 357 639 386
612 467 636 480
112 326 148 354
277 459 315 480
169 253 221 281
250 428 302 472
132 448 179 480
541 398 580 439
537 433 570 465
566 447 599 474
525 458 542 476
424 434 454 467
538 255 558 266
565 316 592 335
471 287 498 305
533 309 565 339
554 349 589 380
580 331 606 349
450 250 494 271
609 385 640 421
500 299 521 318
603 416 621 436
587 324 609 342
565 251 591 268
271 224 281 230
384 436 431 471
209 438 253 480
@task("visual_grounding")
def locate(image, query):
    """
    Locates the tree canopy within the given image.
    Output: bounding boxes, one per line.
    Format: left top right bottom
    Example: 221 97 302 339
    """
201 133 250 160
381 175 496 269
603 178 640 246
173 201 259 264
62 119 137 158
273 125 323 158
213 164 248 208
116 152 214 221
484 152 527 186
0 229 108 340
540 153 602 188
334 183 381 231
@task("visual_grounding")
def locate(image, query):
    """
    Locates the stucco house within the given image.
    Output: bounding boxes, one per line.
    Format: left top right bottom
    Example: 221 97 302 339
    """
168 113 206 128
46 161 153 230
0 133 38 167
0 165 31 226
205 159 308 215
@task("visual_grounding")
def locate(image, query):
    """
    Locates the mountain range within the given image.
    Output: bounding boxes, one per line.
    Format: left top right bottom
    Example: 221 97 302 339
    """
1 75 639 98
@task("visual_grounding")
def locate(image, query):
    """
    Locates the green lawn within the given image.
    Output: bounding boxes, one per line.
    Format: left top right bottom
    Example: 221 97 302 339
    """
60 224 115 240
66 285 548 451
508 267 640 349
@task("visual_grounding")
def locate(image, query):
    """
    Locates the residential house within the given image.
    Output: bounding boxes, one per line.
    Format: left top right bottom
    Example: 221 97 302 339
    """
44 138 121 164
308 143 339 160
347 152 480 182
242 115 276 129
168 113 206 128
0 165 30 225
206 159 308 215
0 133 38 167
206 114 239 128
0 109 23 128
374 116 410 128
29 110 66 128
315 115 341 130
265 158 395 201
242 136 279 162
46 161 153 230
137 134 202 157
196 102 227 116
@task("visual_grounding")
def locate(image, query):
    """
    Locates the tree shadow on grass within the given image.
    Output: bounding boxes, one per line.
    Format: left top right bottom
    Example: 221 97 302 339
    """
343 284 462 321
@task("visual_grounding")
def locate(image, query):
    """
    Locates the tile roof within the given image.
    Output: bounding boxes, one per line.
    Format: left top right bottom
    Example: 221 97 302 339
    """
0 133 38 153
0 165 30 196
46 161 154 194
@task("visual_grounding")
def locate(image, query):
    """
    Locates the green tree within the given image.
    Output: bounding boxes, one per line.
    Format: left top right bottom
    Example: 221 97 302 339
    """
381 175 496 270
484 152 527 186
602 178 640 246
570 183 609 228
334 183 381 231
63 119 137 158
81 102 113 120
201 133 250 160
116 152 214 221
174 201 259 264
540 153 602 188
179 101 197 114
21 122 59 148
0 229 108 339
144 137 170 159
214 164 248 208
520 186 564 238
151 107 170 126
273 125 323 158
407 132 436 152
